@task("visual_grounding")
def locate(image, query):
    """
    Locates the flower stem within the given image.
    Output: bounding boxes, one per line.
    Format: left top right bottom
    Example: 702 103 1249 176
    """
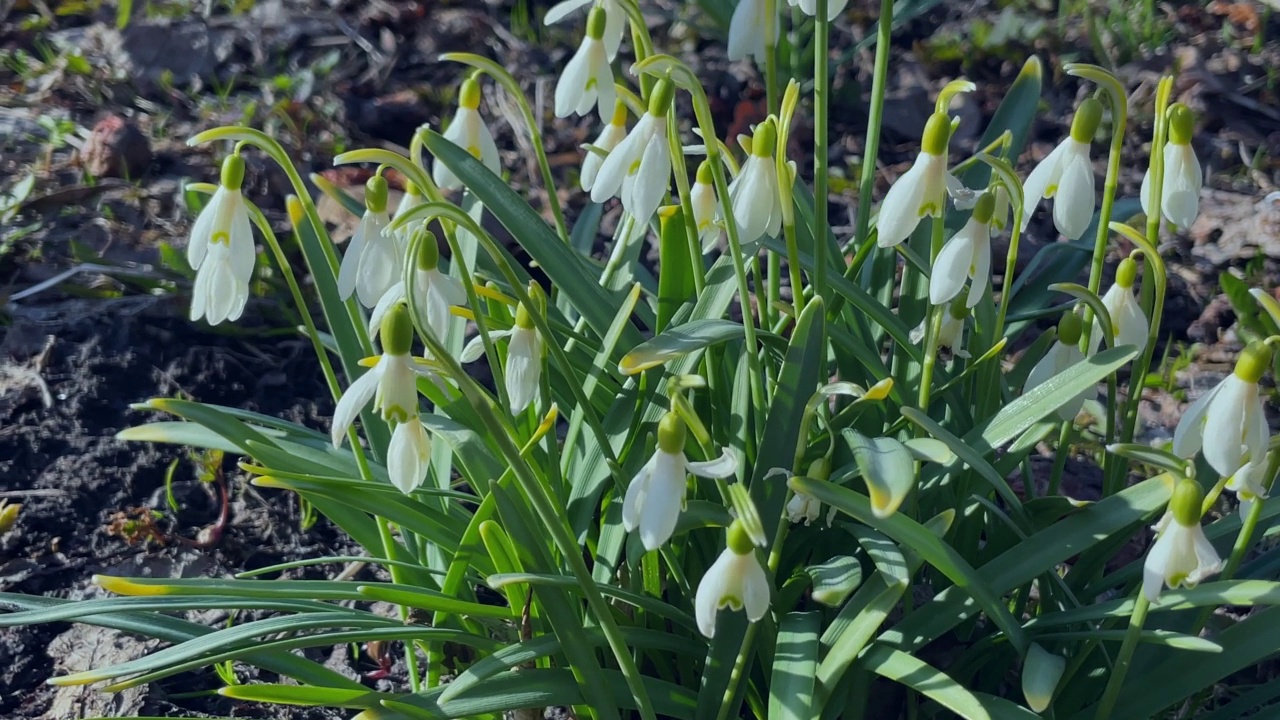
1093 593 1150 720
1047 422 1073 496
916 215 948 411
813 0 831 301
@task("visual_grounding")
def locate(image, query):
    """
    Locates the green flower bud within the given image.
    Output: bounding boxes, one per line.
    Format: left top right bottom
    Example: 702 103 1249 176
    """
696 159 715 185
971 191 996 225
586 5 607 40
514 301 536 330
1234 340 1273 384
415 229 440 271
751 118 777 158
807 456 830 481
726 519 755 555
365 174 388 213
1057 311 1083 345
403 180 418 198
1167 104 1194 146
1169 478 1204 528
921 112 952 156
656 410 687 454
382 303 415 356
648 78 675 118
1069 97 1104 144
948 296 971 320
1116 257 1138 289
459 76 482 110
220 153 246 191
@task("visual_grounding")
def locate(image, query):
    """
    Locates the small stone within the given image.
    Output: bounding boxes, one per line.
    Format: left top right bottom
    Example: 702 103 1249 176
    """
81 115 152 179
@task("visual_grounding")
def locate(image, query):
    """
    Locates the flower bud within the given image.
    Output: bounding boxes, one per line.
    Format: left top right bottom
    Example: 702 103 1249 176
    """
971 191 996 225
382 303 415 356
751 118 777 158
586 5 607 39
948 296 971 320
807 456 830 481
1057 311 1083 345
415 230 440 271
365 174 388 213
514 301 536 331
1116 257 1138 289
1234 340 1273 384
1069 97 1104 144
696 159 715 185
657 410 687 454
220 153 246 191
648 78 675 118
921 112 952 156
459 75 482 110
1169 478 1204 528
726 519 755 555
1168 104 1194 146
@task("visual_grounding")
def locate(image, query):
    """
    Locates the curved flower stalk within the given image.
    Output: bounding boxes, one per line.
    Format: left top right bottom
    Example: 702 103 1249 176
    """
591 78 675 229
727 118 783 247
622 411 739 550
1025 312 1091 422
545 0 626 60
1087 256 1149 356
787 0 848 20
434 75 501 191
1022 97 1102 240
930 190 994 308
554 6 615 122
337 174 400 308
331 305 437 494
1143 478 1222 602
1141 103 1201 229
876 112 963 248
912 298 970 358
461 299 544 413
188 154 255 326
695 518 770 638
1172 341 1271 480
691 160 722 252
582 100 629 193
370 230 467 348
727 0 779 63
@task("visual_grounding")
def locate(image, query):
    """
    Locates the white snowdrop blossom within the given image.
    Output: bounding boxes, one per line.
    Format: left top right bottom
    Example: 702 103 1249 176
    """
1088 256 1149 356
728 0 780 63
877 112 963 248
1025 313 1091 422
1226 453 1271 511
1143 479 1222 602
461 300 544 414
544 0 626 60
338 175 401 308
910 300 971 358
331 305 437 495
1172 341 1272 480
692 160 721 252
930 191 994 308
554 6 615 122
369 231 467 347
590 79 674 228
623 412 740 551
786 492 822 525
188 154 255 326
727 119 783 247
434 76 501 191
582 101 628 193
695 519 770 638
1141 103 1202 229
787 0 849 20
1022 98 1101 241
390 181 425 245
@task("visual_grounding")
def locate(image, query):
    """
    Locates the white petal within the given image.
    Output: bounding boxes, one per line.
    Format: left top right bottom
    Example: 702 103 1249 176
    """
543 0 592 24
740 554 771 622
622 455 657 532
591 115 650 203
355 214 400 308
189 258 210 322
477 117 502 177
1111 290 1149 353
1172 379 1222 459
583 122 627 193
966 226 992 308
1143 526 1175 602
589 42 615 122
433 112 469 189
1246 397 1269 465
929 224 976 306
1024 342 1066 395
638 450 688 550
1162 143 1202 228
460 328 512 363
1020 140 1070 231
554 41 590 119
187 186 227 270
1188 525 1222 584
1203 376 1252 477
505 327 542 413
727 0 763 62
686 447 740 478
331 361 384 447
602 0 625 59
1140 167 1154 219
1051 142 1095 240
337 211 371 300
696 550 735 637
388 421 431 494
876 153 937 248
627 123 671 224
731 156 779 245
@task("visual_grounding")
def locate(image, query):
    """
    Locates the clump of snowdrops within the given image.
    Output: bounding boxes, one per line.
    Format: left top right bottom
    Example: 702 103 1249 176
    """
4 0 1280 718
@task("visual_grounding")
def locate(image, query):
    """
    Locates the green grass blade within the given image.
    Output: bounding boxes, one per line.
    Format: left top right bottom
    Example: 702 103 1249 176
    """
769 611 821 720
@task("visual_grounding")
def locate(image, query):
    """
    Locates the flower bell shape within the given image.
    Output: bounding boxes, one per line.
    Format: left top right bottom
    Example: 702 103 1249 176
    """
555 7 615 122
1173 341 1271 479
1143 478 1222 602
544 0 626 60
434 76 501 191
460 298 545 413
877 112 959 248
784 458 831 526
787 0 849 20
1226 452 1271 510
582 101 628 193
590 79 674 227
727 118 783 247
189 154 255 326
728 0 780 63
930 191 994 308
622 411 740 551
692 160 722 252
1022 97 1101 241
695 519 770 638
910 299 970 358
1141 103 1202 229
1088 256 1149 356
331 305 436 494
1025 312 1091 422
338 175 401 308
370 231 467 347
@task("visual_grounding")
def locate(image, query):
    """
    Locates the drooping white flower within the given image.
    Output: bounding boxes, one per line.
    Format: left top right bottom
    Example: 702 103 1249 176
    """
786 491 822 526
787 0 849 20
1142 479 1222 602
910 299 971 358
728 0 780 63
331 305 437 494
1087 256 1149 356
582 101 628 193
877 112 963 248
1172 341 1271 479
590 79 674 228
727 119 783 247
1022 97 1101 241
1226 452 1271 511
188 154 255 326
930 191 994 308
622 411 740 550
1141 103 1202 229
554 7 615 122
695 519 770 638
461 300 545 414
544 0 626 60
1025 312 1091 422
338 175 401 308
692 160 721 252
390 181 425 244
370 231 468 347
434 76 501 191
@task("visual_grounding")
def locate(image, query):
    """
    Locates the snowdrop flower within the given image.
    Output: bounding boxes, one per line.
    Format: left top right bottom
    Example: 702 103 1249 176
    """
695 519 770 638
910 299 971 358
1143 478 1222 602
787 0 849 20
390 180 424 244
591 79 674 228
783 458 832 526
331 305 437 494
1022 97 1101 241
189 154 255 326
728 0 780 63
582 100 628 193
692 160 721 252
1087 256 1149 356
1141 103 1202 229
1172 341 1272 479
434 76 501 191
877 112 962 248
554 7 615 122
623 411 740 550
461 298 545 413
727 118 783 247
370 230 467 347
1025 312 1091 422
930 190 994 308
338 175 400 308
544 0 626 60
1226 452 1271 512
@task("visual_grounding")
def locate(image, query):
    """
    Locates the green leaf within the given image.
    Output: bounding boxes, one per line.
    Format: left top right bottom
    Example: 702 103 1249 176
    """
815 572 907 713
619 319 780 375
957 56 1043 191
218 684 393 709
657 207 697 331
843 430 916 519
806 555 863 607
769 612 821 720
861 646 1042 719
355 584 512 619
1106 443 1190 475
